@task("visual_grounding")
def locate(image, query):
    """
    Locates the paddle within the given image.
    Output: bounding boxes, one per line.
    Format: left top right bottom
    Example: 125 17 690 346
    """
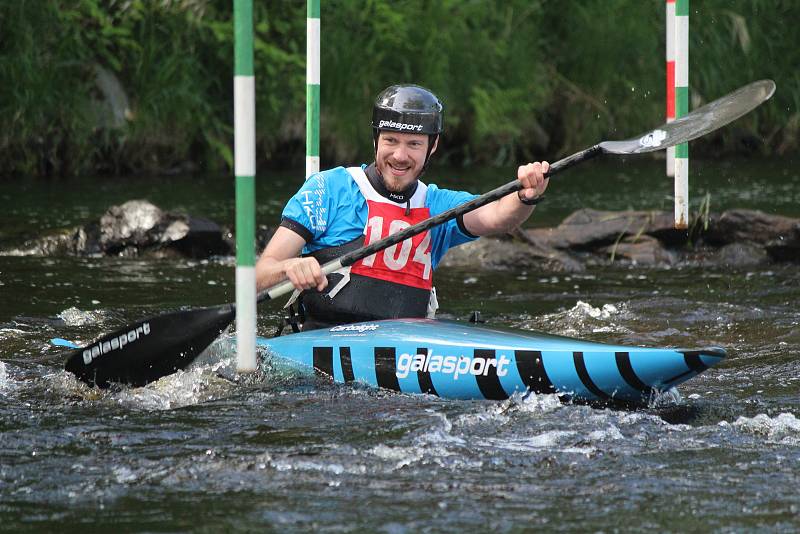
64 79 776 388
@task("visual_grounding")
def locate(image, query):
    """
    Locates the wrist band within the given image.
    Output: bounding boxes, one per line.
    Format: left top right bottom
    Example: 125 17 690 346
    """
517 191 544 206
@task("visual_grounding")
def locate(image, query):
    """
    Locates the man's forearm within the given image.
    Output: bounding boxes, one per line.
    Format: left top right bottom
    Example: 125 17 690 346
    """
255 257 287 291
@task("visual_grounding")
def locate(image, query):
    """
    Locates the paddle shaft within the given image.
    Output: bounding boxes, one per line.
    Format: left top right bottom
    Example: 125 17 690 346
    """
259 144 603 302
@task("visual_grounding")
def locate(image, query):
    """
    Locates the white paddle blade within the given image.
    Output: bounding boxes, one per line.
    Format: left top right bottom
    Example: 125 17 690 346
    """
599 79 776 155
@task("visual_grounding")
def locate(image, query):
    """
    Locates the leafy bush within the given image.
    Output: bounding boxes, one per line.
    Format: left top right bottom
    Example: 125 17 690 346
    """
0 0 796 177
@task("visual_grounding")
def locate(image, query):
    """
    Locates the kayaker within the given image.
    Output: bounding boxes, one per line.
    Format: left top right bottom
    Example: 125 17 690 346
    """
256 84 549 330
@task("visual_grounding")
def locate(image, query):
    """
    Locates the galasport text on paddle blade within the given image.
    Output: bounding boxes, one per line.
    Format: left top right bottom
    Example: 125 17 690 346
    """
64 305 235 388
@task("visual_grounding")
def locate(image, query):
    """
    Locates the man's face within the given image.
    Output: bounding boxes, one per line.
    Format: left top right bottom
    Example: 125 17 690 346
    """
375 131 437 192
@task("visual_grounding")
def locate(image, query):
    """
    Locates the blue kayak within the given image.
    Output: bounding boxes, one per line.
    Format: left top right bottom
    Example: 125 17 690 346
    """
256 318 725 406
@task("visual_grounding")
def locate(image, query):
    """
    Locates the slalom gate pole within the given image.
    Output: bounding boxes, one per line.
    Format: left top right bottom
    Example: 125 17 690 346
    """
666 0 676 178
673 0 689 229
234 0 257 372
306 0 320 179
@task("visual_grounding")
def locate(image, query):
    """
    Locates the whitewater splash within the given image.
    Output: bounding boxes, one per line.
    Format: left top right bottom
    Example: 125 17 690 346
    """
58 307 108 326
519 300 631 338
0 361 8 391
723 412 800 443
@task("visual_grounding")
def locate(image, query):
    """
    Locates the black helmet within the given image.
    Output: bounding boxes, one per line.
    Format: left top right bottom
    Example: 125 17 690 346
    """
372 84 444 135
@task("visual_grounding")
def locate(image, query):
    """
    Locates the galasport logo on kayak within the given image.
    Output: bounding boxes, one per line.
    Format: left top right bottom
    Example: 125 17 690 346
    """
378 119 424 132
396 351 511 380
82 323 151 365
330 324 380 333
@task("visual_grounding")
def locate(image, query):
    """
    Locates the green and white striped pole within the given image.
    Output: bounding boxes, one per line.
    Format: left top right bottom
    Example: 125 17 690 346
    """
674 0 689 229
306 0 320 179
234 0 257 372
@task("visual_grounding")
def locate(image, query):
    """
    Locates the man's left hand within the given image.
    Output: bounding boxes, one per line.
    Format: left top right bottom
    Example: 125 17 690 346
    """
517 161 550 203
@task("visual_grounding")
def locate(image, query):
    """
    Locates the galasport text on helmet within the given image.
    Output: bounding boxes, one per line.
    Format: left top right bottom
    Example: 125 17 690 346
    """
372 85 444 136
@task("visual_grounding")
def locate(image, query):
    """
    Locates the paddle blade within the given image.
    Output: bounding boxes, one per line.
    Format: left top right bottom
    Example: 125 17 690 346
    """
64 304 235 388
600 79 776 155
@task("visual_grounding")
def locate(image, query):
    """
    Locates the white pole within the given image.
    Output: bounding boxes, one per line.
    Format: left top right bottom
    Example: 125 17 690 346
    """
674 0 689 229
306 0 320 179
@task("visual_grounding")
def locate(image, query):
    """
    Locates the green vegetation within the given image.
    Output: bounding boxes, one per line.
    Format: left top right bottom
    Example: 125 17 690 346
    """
0 0 797 177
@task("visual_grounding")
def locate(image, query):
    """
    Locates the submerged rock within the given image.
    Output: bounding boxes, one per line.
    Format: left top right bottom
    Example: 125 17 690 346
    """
7 200 234 258
704 209 798 245
439 233 585 272
444 207 800 270
712 242 770 268
705 209 800 262
526 209 685 250
601 235 678 266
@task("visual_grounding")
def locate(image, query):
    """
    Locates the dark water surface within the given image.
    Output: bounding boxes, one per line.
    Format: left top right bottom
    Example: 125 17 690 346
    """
2 157 800 532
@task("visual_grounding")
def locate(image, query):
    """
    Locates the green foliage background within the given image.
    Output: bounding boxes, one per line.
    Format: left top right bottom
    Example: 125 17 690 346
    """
0 0 796 177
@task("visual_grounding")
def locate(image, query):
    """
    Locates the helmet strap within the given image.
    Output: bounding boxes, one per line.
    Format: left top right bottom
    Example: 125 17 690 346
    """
419 134 438 176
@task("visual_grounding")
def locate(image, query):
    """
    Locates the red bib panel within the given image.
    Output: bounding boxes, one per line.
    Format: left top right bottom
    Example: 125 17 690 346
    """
350 200 433 290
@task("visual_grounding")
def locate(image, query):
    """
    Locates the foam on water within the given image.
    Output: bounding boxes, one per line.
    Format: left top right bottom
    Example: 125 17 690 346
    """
0 327 27 342
58 307 108 326
114 363 236 410
570 300 622 320
504 390 563 414
271 458 367 475
483 431 584 453
0 361 8 391
524 300 632 337
368 444 424 470
727 412 800 440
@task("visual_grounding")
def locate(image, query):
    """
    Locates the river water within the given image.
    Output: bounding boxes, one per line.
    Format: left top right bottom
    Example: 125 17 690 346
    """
1 157 799 531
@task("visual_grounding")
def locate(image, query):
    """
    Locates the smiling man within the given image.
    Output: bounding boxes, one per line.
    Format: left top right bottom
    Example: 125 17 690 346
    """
256 84 549 330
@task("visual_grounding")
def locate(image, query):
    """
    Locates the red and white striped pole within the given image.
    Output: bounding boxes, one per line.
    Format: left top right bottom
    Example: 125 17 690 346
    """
666 0 676 178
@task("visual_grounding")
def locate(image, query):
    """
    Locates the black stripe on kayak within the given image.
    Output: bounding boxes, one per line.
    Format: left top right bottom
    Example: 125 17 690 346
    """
374 347 400 392
416 347 438 396
514 350 557 395
340 346 355 383
680 350 710 373
313 346 333 379
615 351 651 393
473 349 508 400
574 352 612 401
663 349 727 385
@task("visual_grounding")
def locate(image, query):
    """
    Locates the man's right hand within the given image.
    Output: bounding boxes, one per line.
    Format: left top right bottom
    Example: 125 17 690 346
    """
256 226 328 292
282 257 328 292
